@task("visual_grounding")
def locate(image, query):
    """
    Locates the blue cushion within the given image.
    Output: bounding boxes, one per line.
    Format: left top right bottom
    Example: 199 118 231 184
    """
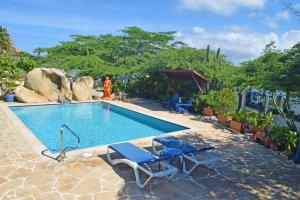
154 136 214 154
160 147 183 157
109 143 164 164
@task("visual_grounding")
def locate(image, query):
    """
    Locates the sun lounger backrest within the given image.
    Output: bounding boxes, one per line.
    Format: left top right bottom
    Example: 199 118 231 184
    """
109 143 170 164
153 136 197 154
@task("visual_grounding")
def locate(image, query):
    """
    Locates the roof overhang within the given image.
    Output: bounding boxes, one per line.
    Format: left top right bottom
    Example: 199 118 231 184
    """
159 70 211 83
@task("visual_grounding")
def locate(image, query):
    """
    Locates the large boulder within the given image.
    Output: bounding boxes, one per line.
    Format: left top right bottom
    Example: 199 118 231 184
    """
71 76 94 101
15 86 48 103
24 68 72 102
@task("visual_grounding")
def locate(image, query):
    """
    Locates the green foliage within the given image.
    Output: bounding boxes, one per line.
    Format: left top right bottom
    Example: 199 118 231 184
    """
229 110 273 133
214 88 237 115
240 41 300 133
35 27 238 90
16 52 36 72
0 26 14 55
270 126 299 154
193 91 218 112
193 88 236 114
0 55 22 89
0 55 19 78
112 80 124 93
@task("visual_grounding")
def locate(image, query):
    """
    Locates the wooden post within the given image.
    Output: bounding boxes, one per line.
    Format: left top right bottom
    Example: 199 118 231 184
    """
192 74 204 94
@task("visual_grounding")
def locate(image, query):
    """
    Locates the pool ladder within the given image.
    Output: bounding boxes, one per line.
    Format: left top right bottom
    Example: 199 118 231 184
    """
59 124 81 162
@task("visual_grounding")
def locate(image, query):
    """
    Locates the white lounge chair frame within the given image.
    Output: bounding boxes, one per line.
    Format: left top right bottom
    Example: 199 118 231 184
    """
152 140 218 175
107 146 178 188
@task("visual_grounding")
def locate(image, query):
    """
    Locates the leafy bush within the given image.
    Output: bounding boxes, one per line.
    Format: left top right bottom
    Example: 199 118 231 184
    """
192 90 218 112
270 126 299 154
16 52 36 72
193 88 236 114
229 110 273 134
0 55 19 78
112 80 124 93
214 88 237 115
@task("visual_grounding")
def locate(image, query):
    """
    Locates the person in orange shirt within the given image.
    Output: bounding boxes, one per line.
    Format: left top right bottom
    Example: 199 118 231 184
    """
103 76 111 100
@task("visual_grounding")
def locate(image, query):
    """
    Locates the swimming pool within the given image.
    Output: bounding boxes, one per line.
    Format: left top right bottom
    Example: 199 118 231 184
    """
10 102 187 153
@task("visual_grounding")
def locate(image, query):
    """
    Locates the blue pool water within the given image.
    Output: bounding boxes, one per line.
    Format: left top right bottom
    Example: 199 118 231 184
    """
10 102 187 152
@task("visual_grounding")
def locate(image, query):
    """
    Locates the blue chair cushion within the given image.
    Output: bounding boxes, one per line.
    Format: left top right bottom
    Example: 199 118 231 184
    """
109 142 172 164
153 136 214 154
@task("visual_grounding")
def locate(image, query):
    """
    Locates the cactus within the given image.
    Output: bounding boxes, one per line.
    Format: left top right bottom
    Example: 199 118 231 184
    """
216 48 220 62
205 45 210 62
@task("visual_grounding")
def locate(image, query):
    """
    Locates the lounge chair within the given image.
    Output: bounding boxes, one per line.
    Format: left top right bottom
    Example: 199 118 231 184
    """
175 98 193 113
152 136 218 175
107 142 178 188
162 93 180 108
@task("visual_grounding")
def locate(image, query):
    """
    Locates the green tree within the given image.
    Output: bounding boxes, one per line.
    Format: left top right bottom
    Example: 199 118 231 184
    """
240 41 300 131
0 26 14 55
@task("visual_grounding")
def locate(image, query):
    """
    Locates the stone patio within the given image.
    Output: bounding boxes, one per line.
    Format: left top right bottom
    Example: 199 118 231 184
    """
0 99 299 200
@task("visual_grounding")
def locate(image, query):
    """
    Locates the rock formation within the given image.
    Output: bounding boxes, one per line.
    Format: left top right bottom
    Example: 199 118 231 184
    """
15 86 48 103
13 68 99 103
71 76 94 101
24 68 73 102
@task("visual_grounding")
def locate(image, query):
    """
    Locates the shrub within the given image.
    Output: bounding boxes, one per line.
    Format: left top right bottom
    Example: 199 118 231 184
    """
228 110 273 134
270 126 299 154
192 90 218 112
214 88 237 115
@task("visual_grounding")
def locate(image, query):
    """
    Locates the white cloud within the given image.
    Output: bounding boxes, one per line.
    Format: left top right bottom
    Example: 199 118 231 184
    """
179 0 267 16
177 27 300 64
264 10 290 29
193 26 205 33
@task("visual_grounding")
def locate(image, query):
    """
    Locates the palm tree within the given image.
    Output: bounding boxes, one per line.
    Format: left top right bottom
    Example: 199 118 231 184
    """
0 26 14 55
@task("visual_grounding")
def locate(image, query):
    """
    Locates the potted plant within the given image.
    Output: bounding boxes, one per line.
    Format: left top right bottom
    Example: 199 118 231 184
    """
229 112 244 133
253 112 273 146
193 91 217 116
204 107 213 116
5 94 14 102
214 88 237 125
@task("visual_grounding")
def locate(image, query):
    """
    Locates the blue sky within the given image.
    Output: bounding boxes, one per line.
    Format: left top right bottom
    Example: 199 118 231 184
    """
1 0 300 63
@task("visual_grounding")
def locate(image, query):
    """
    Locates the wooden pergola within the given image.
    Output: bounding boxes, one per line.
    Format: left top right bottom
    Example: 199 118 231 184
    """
159 70 211 94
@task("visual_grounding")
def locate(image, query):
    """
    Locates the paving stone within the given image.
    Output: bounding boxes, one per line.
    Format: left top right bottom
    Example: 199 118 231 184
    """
56 182 78 193
25 171 55 187
0 178 23 197
77 194 93 200
0 177 7 185
62 194 76 200
8 167 31 179
36 192 62 200
70 178 101 194
94 192 119 200
0 166 17 177
16 186 41 199
56 174 80 186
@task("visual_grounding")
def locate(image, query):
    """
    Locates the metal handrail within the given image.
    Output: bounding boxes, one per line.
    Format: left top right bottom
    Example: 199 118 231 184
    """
59 124 81 162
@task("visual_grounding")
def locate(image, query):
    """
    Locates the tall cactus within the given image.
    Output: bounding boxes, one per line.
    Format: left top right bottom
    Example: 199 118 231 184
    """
216 48 220 63
205 45 210 62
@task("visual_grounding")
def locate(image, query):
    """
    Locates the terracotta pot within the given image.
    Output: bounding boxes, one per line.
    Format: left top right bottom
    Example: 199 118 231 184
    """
263 137 271 148
254 131 266 142
203 107 213 116
251 127 262 133
217 115 232 125
229 120 242 133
